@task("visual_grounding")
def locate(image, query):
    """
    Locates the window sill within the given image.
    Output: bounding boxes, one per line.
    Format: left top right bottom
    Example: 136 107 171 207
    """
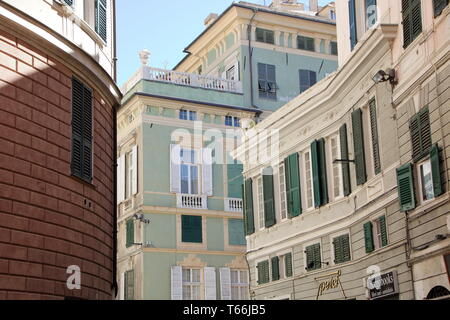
407 193 449 221
70 174 96 190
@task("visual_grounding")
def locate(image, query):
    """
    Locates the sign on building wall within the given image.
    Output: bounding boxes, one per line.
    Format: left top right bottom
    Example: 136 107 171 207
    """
367 271 399 300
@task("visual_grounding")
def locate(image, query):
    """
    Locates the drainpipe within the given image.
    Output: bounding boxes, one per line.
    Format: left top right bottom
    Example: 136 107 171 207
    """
112 106 118 298
404 211 416 300
247 9 257 108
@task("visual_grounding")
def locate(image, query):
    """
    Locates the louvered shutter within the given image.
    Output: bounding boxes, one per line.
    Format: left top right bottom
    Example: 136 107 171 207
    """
131 145 138 195
369 99 381 174
219 267 231 300
63 0 74 6
126 219 134 248
305 245 314 271
263 169 276 228
81 86 92 182
285 153 302 218
434 0 449 17
124 270 134 300
257 261 269 284
410 106 432 162
285 253 293 277
243 179 255 235
349 0 358 50
311 140 321 208
271 257 280 281
318 138 329 206
364 222 375 253
352 109 367 185
202 148 213 196
95 0 107 42
402 0 422 48
117 155 125 204
379 216 388 247
333 236 343 264
430 144 444 197
340 234 351 263
340 124 352 196
71 78 83 179
204 267 217 300
170 144 181 193
396 163 416 211
313 244 321 270
171 266 182 300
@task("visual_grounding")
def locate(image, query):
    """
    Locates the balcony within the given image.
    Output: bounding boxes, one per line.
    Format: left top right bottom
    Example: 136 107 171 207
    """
121 66 243 95
177 194 208 210
225 198 243 212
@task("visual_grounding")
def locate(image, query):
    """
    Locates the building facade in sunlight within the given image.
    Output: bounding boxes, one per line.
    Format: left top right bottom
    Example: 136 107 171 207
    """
117 0 337 300
0 0 121 299
237 0 450 300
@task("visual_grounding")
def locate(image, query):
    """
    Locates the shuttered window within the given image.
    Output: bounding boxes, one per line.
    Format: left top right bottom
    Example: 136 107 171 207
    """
258 63 277 100
71 78 93 182
366 0 378 28
434 0 449 17
263 169 276 228
271 257 280 281
305 243 322 271
333 234 351 264
330 41 338 55
95 0 107 42
340 124 352 196
430 144 444 197
396 163 416 211
255 28 275 44
285 153 302 218
364 222 375 253
299 70 317 94
257 260 270 285
126 219 134 248
297 36 315 52
181 215 202 243
63 0 74 6
243 179 255 235
410 106 431 162
378 216 389 248
311 139 328 208
349 0 358 50
402 0 422 48
352 108 367 185
124 270 134 300
284 253 293 278
369 99 381 175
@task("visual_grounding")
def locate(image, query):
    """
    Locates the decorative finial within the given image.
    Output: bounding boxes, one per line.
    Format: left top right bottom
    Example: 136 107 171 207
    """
139 49 151 66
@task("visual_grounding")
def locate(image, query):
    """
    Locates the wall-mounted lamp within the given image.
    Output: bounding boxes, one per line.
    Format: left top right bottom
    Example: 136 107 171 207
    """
133 213 150 224
372 69 397 85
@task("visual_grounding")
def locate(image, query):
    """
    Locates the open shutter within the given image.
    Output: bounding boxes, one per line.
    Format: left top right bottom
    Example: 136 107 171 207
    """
340 124 352 196
352 109 367 185
318 138 329 206
95 0 107 42
171 266 182 300
243 179 255 235
170 144 181 193
434 0 449 17
364 222 374 253
430 144 444 197
257 261 269 284
204 267 217 300
117 155 125 204
71 78 84 179
219 267 231 300
285 253 293 277
271 257 280 281
379 216 388 247
403 0 422 48
349 0 358 50
81 86 92 182
263 169 276 228
396 163 416 211
126 219 134 248
285 153 302 218
131 145 138 195
369 99 381 175
311 140 322 208
202 148 213 196
419 107 432 159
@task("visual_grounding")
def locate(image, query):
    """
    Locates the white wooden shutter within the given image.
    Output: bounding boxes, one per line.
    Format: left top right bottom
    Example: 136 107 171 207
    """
219 267 231 300
171 266 182 300
202 148 213 196
117 155 125 204
131 145 138 195
170 144 181 193
204 267 217 300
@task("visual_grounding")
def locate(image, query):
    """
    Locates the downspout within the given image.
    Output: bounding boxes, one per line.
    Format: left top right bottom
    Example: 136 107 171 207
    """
112 106 118 298
247 9 257 108
405 211 416 300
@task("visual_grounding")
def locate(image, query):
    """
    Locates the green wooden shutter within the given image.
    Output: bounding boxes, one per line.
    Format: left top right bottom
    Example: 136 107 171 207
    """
352 108 367 185
243 179 255 235
263 169 276 228
334 234 351 264
285 153 302 218
271 257 280 281
340 124 352 196
71 78 84 179
369 99 381 175
95 0 107 42
311 140 321 208
306 244 321 271
285 253 293 277
379 216 388 247
182 215 202 243
349 0 358 50
318 138 329 205
364 222 374 253
396 163 416 211
434 0 449 17
430 144 444 197
126 219 134 248
257 260 269 284
402 0 422 48
333 236 343 264
63 0 74 6
342 234 351 262
313 244 321 270
124 270 134 300
410 107 432 162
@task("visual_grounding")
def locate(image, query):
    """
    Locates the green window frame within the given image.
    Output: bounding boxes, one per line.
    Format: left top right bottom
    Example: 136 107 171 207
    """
181 215 202 243
257 260 270 285
305 243 322 271
402 0 422 48
364 222 375 253
243 179 255 235
410 106 432 162
333 234 351 264
126 219 134 248
284 153 302 218
255 28 275 44
364 216 388 254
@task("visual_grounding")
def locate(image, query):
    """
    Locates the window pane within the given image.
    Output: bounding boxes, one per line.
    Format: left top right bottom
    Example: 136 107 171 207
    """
234 117 240 127
189 111 197 121
240 271 248 284
181 164 189 194
191 269 200 283
182 285 190 300
231 270 238 284
231 286 239 300
190 166 198 195
180 110 187 120
421 161 434 201
182 269 190 282
240 286 249 300
192 285 200 300
258 177 265 229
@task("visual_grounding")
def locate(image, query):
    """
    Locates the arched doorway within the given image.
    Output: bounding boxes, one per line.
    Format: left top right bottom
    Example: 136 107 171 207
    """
426 286 450 300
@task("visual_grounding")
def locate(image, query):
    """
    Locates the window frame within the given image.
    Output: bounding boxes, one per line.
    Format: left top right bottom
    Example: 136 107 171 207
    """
297 35 316 52
330 230 352 266
328 134 344 201
278 162 288 221
371 214 389 251
257 175 265 230
258 63 277 100
230 269 249 300
180 148 200 195
302 149 315 211
417 157 435 204
181 215 203 244
255 28 275 45
182 268 202 300
303 240 323 272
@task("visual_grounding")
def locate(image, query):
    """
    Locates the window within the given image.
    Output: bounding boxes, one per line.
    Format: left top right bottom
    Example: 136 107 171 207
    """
124 270 134 300
228 219 246 246
126 219 134 248
182 268 201 300
180 149 199 195
180 110 197 121
62 0 74 6
366 0 378 29
257 260 270 285
339 124 352 196
297 36 315 52
279 163 288 220
419 159 434 201
125 148 137 199
329 135 343 199
402 0 422 48
352 108 367 185
258 63 277 100
262 168 276 228
284 253 293 278
299 70 317 94
284 153 302 218
303 150 314 209
329 9 336 20
255 28 275 44
71 78 93 182
434 0 449 17
330 41 338 55
231 270 249 300
225 116 240 127
257 176 265 230
226 66 236 81
364 216 388 253
369 99 381 175
181 215 202 243
333 234 351 264
305 243 322 271
95 0 108 42
311 139 329 208
410 107 431 162
348 0 358 50
243 179 255 235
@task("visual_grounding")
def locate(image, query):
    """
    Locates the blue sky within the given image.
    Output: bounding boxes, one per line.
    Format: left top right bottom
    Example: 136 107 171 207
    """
117 0 330 86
